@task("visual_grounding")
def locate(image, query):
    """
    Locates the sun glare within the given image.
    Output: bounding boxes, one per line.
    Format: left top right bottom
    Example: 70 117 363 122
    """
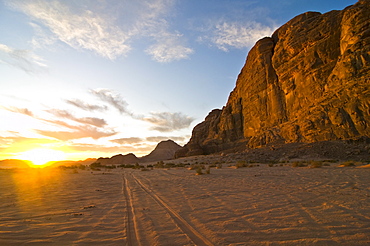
16 149 66 166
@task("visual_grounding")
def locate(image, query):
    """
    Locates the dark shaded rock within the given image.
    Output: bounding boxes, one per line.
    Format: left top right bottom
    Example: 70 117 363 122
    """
140 140 182 162
0 159 32 169
96 140 183 164
96 153 139 165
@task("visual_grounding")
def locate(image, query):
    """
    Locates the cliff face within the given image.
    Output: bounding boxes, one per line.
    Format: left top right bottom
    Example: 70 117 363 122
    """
177 0 370 157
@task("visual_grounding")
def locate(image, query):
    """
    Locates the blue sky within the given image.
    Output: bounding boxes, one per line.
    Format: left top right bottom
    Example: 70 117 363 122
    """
0 0 357 163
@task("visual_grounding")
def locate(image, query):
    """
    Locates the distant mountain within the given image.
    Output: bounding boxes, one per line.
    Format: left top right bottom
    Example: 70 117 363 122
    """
176 0 370 157
47 158 97 168
0 159 32 169
93 140 183 165
140 140 182 163
96 153 140 166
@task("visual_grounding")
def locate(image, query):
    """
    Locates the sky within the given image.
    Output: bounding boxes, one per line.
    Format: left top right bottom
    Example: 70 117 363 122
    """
0 0 357 164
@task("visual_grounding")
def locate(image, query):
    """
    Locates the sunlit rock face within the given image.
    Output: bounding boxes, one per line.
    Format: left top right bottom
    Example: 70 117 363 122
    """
176 0 370 157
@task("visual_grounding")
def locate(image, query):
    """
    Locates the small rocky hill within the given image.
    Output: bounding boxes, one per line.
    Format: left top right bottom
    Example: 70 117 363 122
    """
140 140 182 162
47 158 97 168
176 0 370 158
94 140 182 165
96 153 140 165
0 159 32 169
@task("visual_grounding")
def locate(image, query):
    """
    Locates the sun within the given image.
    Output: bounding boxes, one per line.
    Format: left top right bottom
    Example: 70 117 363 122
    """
16 148 67 166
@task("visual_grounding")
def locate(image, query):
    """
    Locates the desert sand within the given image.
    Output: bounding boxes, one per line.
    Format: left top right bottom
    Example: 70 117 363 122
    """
1 161 370 245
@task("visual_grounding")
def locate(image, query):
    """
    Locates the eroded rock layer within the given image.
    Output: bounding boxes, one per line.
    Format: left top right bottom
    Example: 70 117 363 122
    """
177 0 370 157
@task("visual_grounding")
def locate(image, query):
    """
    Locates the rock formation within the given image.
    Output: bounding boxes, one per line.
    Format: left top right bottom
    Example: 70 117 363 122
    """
95 140 182 165
140 140 182 162
0 159 32 169
96 153 140 165
48 158 97 168
176 0 370 157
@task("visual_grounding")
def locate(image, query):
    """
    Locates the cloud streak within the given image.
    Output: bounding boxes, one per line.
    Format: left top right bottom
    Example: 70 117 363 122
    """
8 0 131 60
35 127 116 141
46 109 107 128
68 143 153 155
4 106 34 117
146 136 186 143
146 32 193 62
7 0 192 62
0 43 47 73
3 104 115 141
123 0 193 62
200 21 275 51
111 137 143 145
88 89 195 132
36 118 116 141
90 89 132 115
143 112 195 132
65 99 108 112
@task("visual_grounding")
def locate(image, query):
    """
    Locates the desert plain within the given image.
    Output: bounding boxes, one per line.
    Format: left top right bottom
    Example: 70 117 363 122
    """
1 157 370 246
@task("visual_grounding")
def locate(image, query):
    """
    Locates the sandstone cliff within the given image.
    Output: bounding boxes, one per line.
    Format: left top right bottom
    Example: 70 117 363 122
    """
176 0 370 157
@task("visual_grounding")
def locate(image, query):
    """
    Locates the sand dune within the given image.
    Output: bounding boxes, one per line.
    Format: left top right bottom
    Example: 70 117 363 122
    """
1 164 370 245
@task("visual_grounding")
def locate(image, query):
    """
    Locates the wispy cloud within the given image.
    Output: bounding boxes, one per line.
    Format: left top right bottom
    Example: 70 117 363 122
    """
111 137 143 145
0 43 47 73
125 0 193 62
146 32 193 62
46 109 107 128
3 106 34 117
36 118 116 141
36 127 116 141
69 143 153 155
89 88 194 132
143 112 195 132
29 22 58 49
8 0 130 60
4 104 114 141
7 0 192 62
38 108 116 140
146 136 186 143
88 88 195 132
90 89 132 115
65 99 108 112
200 21 275 51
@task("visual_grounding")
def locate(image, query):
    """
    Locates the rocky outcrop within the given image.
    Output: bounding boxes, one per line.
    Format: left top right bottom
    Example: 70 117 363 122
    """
96 140 182 164
141 140 182 162
48 158 97 168
177 0 370 157
96 153 139 165
0 159 32 169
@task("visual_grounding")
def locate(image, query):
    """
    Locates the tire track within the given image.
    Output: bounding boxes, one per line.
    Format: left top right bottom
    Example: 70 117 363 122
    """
131 173 214 246
122 173 140 246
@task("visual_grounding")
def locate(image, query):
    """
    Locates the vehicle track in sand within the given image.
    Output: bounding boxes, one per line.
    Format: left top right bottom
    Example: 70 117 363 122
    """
122 173 140 246
129 173 214 246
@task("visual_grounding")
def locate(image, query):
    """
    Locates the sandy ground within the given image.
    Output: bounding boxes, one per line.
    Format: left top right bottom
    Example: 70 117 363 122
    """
1 163 370 245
